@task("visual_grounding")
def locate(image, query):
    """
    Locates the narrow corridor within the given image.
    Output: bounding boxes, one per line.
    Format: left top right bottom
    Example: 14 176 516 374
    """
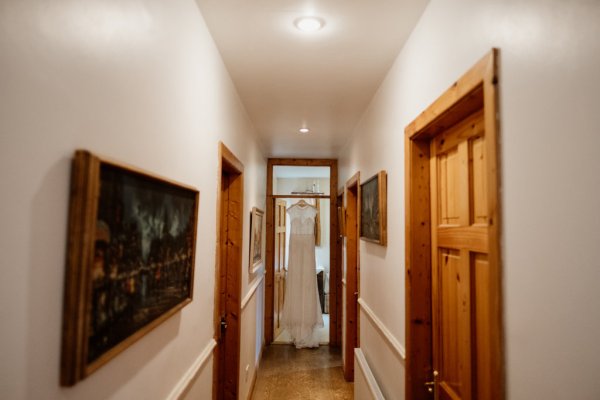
251 345 353 399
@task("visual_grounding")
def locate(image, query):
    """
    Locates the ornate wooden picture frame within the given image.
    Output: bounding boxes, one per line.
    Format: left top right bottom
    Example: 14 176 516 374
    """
359 170 387 246
61 150 199 386
249 207 264 273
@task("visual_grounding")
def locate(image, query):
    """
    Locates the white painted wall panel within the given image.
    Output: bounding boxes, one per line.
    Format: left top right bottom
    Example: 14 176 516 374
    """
0 1 266 398
339 0 600 398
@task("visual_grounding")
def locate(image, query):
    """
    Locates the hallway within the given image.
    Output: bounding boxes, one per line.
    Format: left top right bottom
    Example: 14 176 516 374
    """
2 1 600 399
251 345 353 400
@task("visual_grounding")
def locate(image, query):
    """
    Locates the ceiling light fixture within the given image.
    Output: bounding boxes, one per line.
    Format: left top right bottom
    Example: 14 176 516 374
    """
299 128 310 134
294 16 325 33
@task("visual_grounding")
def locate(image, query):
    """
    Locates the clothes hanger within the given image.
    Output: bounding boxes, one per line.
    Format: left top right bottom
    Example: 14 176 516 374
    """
294 199 315 208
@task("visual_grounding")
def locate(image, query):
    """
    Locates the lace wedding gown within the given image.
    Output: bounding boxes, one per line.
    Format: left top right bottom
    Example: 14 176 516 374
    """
281 202 324 348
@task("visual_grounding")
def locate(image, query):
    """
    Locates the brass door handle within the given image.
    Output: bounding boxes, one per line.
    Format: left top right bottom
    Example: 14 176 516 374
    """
424 370 438 395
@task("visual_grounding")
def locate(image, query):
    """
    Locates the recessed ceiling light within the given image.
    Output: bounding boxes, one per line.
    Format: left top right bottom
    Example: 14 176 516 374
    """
299 128 310 134
294 17 325 33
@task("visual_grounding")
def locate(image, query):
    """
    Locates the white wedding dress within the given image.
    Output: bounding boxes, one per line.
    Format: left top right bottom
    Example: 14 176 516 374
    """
281 202 324 348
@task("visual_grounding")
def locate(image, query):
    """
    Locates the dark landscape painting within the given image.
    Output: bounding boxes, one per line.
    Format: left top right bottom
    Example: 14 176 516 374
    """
360 175 380 241
88 164 198 363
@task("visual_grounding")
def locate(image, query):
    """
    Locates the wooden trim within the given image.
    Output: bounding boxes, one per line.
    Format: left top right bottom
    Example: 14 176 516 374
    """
335 192 344 345
214 142 244 400
269 158 337 166
404 49 503 400
329 160 339 345
405 52 495 139
265 160 275 344
346 171 360 189
264 158 339 345
343 172 360 381
271 194 330 199
219 141 245 174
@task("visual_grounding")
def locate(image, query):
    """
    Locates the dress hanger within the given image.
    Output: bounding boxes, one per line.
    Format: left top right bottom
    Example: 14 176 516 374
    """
294 199 314 208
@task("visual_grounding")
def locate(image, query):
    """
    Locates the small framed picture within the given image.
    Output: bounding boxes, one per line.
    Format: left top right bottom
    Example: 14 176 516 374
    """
360 171 387 246
249 207 265 272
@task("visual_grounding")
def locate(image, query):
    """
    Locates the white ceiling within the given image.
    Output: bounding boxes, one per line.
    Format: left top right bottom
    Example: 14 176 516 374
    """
196 0 429 158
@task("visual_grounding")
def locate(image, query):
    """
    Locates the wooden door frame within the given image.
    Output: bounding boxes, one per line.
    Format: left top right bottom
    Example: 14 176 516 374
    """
335 188 345 346
265 158 339 345
213 142 243 400
273 199 287 340
404 49 503 399
343 172 360 381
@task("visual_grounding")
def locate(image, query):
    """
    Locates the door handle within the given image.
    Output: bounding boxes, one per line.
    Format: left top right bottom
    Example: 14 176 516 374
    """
220 315 228 331
424 370 438 396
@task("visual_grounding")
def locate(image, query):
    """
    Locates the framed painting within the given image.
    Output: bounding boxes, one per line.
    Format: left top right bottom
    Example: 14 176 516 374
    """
360 170 387 246
61 150 199 386
249 207 264 273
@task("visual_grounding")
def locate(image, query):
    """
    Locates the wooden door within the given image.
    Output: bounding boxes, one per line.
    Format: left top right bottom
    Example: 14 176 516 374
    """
344 173 360 382
214 143 243 400
430 109 492 400
273 199 287 339
405 50 502 400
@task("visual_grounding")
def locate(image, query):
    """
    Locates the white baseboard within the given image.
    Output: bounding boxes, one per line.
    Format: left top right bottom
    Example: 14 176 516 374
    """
355 348 385 400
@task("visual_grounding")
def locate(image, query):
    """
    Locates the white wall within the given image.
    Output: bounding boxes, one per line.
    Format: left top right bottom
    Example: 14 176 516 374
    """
0 1 266 399
339 0 600 398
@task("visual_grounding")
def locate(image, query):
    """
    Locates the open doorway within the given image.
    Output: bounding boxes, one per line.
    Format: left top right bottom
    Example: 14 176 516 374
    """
265 159 340 347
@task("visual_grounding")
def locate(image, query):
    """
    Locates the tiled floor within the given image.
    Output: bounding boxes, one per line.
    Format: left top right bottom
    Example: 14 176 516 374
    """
251 344 353 400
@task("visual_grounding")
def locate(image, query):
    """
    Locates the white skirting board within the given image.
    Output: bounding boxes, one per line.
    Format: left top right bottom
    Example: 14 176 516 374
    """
166 338 217 400
354 348 385 400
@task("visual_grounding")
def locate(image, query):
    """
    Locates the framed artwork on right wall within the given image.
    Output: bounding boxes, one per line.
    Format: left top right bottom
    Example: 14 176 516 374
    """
360 170 387 246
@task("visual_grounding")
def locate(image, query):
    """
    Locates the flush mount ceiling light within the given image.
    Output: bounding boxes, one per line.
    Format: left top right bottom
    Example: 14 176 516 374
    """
294 16 325 32
299 128 310 134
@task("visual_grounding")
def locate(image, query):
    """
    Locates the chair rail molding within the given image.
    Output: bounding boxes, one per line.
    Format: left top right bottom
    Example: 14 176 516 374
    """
167 338 217 400
358 298 406 361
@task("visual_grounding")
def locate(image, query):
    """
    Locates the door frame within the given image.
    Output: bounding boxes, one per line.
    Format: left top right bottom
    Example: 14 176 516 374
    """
335 188 345 346
404 49 503 399
265 158 339 345
343 172 360 381
213 142 244 400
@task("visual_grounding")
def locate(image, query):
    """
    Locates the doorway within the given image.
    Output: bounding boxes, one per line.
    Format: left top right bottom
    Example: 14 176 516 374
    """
343 172 360 381
214 142 243 400
265 159 340 346
404 50 503 399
